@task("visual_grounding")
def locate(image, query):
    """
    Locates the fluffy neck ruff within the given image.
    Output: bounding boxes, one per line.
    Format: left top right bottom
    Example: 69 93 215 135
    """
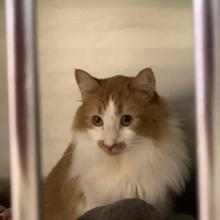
71 117 191 215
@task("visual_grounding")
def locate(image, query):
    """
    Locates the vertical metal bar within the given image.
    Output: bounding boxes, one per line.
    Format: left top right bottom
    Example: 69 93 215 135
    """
5 0 41 220
212 0 220 219
193 1 213 220
193 0 220 220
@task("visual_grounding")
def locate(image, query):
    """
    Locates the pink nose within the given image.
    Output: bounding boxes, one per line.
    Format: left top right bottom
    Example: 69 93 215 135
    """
99 140 116 149
97 140 126 155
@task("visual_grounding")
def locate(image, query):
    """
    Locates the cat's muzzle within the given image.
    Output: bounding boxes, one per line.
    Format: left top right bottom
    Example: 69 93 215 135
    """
97 140 126 156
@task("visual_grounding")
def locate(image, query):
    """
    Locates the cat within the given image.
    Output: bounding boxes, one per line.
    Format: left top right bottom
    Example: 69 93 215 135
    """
43 68 191 220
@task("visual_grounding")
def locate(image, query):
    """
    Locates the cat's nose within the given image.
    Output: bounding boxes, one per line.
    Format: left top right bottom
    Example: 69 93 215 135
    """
103 128 119 148
98 140 126 155
99 140 116 149
104 139 117 148
104 143 117 149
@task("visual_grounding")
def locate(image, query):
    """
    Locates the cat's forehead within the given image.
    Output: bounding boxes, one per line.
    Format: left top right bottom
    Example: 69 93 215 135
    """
83 95 134 116
101 75 133 88
83 76 136 114
98 75 132 98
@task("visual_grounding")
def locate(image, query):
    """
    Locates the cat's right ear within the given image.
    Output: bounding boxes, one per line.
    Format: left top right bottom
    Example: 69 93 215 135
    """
75 69 100 99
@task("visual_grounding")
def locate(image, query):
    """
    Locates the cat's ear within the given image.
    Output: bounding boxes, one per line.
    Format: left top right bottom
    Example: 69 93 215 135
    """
131 68 156 100
75 69 100 98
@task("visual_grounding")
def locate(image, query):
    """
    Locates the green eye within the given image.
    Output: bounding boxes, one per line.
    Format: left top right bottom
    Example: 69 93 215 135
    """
92 115 103 126
120 114 133 126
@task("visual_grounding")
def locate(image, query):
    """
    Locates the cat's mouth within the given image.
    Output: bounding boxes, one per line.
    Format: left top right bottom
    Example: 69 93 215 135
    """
97 141 126 156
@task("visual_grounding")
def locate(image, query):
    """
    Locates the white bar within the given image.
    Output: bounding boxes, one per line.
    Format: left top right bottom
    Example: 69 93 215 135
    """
5 0 42 220
193 0 220 220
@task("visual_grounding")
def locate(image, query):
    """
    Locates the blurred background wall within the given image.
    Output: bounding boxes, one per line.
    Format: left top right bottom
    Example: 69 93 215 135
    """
0 0 194 178
0 0 9 179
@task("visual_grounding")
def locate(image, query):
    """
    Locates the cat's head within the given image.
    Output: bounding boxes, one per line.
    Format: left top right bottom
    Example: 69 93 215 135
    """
72 68 169 156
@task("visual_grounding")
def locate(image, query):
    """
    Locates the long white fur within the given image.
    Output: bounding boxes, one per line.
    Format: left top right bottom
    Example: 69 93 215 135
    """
71 100 191 215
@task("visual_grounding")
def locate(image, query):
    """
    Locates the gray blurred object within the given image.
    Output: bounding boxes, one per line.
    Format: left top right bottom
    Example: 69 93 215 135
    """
78 199 164 220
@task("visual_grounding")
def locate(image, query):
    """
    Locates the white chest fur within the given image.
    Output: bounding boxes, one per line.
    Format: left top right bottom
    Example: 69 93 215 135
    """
71 125 190 214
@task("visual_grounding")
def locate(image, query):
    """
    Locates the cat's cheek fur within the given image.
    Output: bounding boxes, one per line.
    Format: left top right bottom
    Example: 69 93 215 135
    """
87 127 103 143
117 127 138 149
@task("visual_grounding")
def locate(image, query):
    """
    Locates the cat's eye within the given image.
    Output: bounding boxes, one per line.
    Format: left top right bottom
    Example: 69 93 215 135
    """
91 115 103 126
120 115 133 126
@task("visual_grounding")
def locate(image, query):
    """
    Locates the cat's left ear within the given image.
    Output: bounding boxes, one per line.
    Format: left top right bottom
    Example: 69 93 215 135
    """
131 68 156 100
75 69 100 99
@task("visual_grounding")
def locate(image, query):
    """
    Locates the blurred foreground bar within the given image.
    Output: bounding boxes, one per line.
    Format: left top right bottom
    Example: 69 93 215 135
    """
5 0 41 220
193 0 220 220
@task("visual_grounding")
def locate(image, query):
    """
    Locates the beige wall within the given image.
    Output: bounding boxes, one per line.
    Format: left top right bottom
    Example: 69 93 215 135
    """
0 0 195 177
0 0 9 178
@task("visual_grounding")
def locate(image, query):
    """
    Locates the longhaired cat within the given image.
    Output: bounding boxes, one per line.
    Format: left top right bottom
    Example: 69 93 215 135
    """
43 68 191 220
